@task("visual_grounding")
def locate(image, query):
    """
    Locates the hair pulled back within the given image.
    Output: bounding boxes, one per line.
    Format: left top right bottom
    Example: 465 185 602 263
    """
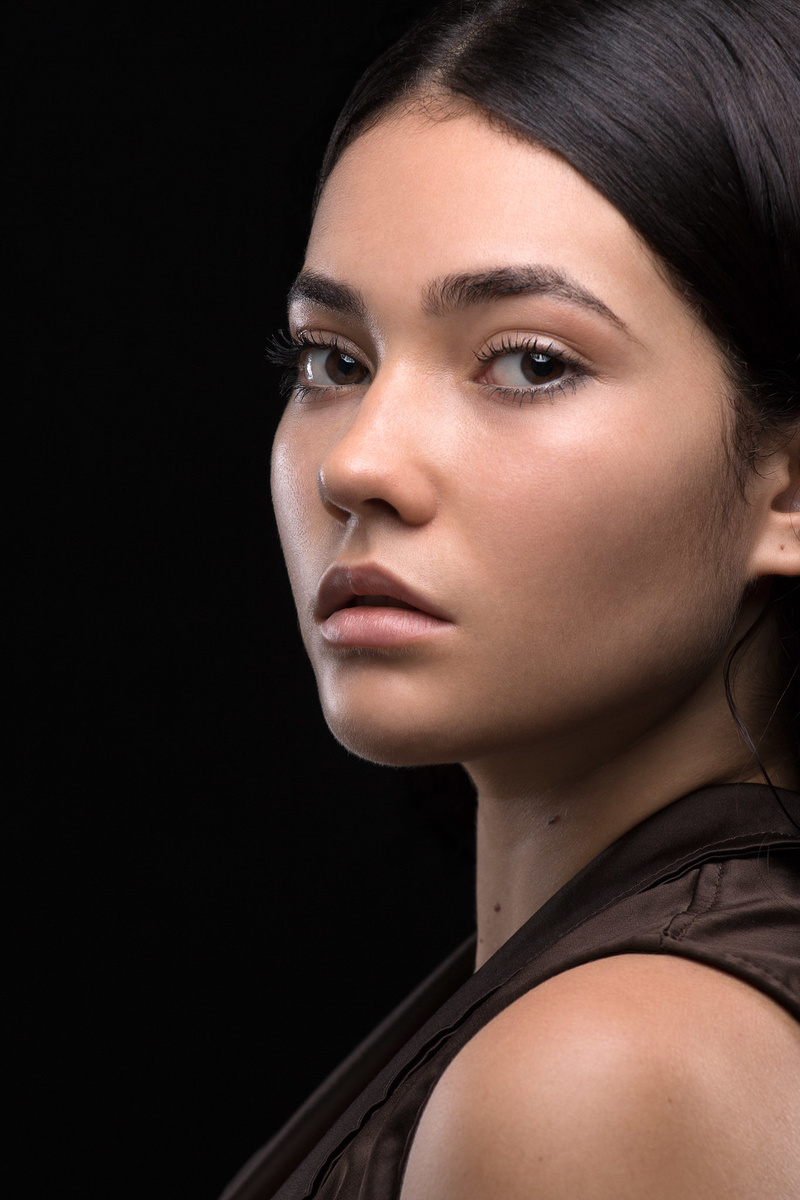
313 0 800 764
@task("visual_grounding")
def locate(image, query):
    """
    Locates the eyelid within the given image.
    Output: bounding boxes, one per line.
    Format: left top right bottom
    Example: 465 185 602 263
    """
474 331 590 370
295 327 373 371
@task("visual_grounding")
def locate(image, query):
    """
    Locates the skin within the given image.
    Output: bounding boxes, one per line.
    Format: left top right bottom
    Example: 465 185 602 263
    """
400 954 800 1199
271 104 800 1194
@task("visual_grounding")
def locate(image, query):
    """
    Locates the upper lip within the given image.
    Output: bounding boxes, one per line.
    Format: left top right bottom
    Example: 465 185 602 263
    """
315 563 453 622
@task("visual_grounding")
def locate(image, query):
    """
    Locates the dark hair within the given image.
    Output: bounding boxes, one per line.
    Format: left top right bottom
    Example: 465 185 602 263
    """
312 0 799 771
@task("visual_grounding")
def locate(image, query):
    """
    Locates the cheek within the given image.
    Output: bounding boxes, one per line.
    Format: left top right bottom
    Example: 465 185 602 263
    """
471 406 742 677
270 423 321 598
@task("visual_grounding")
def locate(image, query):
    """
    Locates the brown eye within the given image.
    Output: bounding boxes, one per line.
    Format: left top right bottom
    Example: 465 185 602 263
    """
300 346 369 387
524 351 565 383
482 346 571 391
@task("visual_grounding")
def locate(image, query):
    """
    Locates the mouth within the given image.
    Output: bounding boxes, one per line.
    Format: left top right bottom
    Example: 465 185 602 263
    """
315 563 452 623
346 595 420 611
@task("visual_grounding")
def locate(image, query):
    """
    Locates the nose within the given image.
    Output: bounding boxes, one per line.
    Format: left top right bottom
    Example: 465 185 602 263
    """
317 375 440 527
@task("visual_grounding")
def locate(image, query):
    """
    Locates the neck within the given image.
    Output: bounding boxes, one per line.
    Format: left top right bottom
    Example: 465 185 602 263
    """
466 618 797 970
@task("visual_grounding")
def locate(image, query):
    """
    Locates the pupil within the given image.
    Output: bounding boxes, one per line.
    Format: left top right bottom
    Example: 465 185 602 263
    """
327 350 361 384
526 351 559 380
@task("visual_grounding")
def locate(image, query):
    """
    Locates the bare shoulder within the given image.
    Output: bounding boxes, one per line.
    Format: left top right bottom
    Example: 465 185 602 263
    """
400 954 800 1200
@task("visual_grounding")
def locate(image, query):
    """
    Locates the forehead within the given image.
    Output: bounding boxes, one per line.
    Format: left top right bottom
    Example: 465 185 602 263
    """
303 109 674 332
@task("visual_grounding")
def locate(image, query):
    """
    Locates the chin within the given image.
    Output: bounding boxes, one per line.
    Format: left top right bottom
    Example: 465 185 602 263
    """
322 704 470 768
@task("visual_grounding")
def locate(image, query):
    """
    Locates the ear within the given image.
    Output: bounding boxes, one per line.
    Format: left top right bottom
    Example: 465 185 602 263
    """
747 423 800 579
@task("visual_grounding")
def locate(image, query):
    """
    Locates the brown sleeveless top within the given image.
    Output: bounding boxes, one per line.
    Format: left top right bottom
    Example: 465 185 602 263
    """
220 783 800 1200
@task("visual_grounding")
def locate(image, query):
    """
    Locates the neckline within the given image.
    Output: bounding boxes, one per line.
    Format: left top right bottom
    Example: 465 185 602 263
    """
470 781 799 993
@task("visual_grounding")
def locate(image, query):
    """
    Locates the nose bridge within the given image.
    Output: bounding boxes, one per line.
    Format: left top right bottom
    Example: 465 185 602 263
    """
336 366 408 448
318 368 440 524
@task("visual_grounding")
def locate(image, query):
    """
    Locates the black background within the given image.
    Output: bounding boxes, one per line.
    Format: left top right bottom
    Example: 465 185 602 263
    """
16 3 477 1197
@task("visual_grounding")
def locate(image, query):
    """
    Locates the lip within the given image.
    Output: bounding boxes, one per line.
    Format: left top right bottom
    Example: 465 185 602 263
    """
315 562 454 623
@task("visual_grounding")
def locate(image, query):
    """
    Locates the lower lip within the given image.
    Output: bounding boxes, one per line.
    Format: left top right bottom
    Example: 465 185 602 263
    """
320 606 454 647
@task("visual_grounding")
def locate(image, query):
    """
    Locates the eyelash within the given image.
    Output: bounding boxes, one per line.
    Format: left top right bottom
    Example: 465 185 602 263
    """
473 334 588 405
266 329 353 404
265 328 590 406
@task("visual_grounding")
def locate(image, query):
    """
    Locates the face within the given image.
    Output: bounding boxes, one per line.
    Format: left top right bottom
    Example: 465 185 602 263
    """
271 107 759 781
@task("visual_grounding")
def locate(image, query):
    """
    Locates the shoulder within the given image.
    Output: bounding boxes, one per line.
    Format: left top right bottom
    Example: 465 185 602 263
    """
400 953 800 1200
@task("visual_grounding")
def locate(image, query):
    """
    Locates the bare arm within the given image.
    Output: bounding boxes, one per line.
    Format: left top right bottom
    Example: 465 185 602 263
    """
400 954 800 1200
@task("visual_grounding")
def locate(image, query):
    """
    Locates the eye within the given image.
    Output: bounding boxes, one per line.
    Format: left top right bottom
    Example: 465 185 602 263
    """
480 345 568 389
299 345 369 388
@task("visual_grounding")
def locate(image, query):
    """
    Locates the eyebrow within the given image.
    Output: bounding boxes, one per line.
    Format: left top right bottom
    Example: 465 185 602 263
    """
287 265 630 334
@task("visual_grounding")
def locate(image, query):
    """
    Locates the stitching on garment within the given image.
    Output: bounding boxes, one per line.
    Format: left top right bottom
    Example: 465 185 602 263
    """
671 861 725 942
501 835 791 983
659 863 706 943
687 948 797 999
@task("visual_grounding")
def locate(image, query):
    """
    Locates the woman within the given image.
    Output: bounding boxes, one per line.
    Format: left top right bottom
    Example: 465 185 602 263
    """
223 0 800 1195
